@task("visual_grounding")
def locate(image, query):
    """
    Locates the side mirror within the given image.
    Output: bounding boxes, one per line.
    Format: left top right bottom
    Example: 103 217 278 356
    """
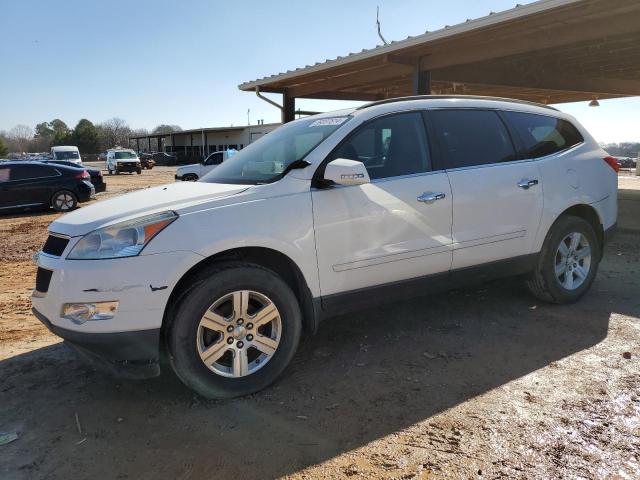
324 158 370 186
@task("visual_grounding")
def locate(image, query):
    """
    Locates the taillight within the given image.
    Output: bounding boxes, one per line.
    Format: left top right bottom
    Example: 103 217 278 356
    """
75 170 90 180
603 156 620 173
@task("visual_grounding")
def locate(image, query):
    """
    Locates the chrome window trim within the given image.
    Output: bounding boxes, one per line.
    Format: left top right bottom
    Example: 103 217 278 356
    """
442 141 585 174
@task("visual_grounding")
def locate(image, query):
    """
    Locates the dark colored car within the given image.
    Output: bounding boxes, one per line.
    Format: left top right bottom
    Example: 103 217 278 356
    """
138 154 156 170
0 161 95 213
41 160 107 193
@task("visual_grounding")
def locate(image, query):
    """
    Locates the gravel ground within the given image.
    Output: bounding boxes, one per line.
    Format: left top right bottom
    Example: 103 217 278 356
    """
0 168 638 479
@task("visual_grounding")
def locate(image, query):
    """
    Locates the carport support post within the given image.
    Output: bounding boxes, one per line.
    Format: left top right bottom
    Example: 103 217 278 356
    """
136 138 140 152
413 61 431 95
282 90 295 123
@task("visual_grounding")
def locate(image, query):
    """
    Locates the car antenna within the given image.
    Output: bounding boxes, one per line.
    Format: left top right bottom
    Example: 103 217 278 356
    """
376 6 389 45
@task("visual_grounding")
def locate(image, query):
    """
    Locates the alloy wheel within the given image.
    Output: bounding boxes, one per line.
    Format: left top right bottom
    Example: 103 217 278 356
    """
54 193 75 211
554 232 592 290
196 290 282 378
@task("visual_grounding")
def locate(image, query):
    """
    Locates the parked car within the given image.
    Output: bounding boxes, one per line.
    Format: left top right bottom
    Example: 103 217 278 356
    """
32 96 617 399
51 146 82 165
0 161 94 213
138 154 156 170
616 156 636 169
106 148 142 175
175 149 236 181
40 160 106 193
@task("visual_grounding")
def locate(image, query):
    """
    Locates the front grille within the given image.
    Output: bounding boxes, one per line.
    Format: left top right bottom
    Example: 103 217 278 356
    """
35 268 53 293
42 235 69 256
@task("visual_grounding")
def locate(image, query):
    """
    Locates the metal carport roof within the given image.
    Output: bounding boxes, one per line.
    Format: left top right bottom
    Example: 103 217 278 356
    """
239 0 640 121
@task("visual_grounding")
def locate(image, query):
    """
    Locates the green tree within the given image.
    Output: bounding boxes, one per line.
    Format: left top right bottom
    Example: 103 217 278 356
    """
72 119 99 153
0 137 8 157
50 119 71 145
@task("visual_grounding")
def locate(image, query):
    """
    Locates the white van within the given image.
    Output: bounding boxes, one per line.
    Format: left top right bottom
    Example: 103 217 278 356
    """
50 146 82 165
106 148 142 175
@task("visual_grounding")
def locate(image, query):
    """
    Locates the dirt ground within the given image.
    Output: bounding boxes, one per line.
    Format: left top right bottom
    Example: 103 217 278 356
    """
1 166 639 479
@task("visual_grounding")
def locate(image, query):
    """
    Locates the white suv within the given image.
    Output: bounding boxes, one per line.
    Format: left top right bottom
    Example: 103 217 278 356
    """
32 96 618 398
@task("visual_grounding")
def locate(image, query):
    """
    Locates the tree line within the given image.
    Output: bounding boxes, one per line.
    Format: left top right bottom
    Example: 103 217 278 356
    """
601 142 640 158
0 119 182 156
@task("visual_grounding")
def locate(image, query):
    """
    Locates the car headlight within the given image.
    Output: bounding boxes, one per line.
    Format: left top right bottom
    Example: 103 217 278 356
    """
68 211 178 260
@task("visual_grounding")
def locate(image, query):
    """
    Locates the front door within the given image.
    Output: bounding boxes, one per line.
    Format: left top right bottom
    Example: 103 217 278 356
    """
427 109 543 270
312 111 453 307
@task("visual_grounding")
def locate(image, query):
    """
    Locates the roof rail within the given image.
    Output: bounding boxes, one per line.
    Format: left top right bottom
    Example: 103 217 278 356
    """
356 94 559 111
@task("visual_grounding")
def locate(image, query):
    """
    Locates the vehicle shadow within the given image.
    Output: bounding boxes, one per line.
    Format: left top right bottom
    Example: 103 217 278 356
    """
0 278 622 480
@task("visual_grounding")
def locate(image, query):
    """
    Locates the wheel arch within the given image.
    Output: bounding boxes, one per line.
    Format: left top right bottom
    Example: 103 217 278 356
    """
161 246 319 344
553 203 604 256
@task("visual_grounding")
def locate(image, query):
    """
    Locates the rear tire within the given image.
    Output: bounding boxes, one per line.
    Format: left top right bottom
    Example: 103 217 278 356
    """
167 263 302 399
51 190 78 212
526 215 600 304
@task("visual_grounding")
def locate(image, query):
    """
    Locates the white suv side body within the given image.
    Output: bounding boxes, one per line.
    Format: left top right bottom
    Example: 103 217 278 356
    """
32 97 617 397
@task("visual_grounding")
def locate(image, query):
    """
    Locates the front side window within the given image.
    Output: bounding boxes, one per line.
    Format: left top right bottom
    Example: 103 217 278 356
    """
204 152 224 165
329 111 430 180
202 116 349 185
503 111 584 159
429 109 517 169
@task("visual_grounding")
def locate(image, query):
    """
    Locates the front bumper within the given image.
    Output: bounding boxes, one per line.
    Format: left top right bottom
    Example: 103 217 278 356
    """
117 163 141 173
33 308 160 379
31 247 204 376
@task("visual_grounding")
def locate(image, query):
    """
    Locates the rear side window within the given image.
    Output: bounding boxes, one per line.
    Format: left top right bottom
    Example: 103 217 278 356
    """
503 111 583 159
330 111 430 180
429 110 517 169
0 168 9 182
11 164 57 180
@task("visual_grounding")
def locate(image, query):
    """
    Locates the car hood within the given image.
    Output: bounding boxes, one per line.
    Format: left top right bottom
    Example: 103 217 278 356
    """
49 182 249 237
177 163 199 171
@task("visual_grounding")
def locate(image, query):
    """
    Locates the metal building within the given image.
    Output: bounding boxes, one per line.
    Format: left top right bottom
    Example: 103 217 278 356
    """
129 123 280 162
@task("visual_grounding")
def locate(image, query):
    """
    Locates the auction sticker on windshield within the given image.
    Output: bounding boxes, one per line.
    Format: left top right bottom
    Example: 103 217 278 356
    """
309 117 349 127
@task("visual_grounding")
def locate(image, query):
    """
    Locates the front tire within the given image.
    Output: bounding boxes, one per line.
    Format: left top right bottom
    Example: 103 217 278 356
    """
183 174 198 182
526 215 600 304
167 263 302 399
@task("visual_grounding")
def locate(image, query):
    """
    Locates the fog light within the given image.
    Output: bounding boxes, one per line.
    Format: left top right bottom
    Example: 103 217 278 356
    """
61 301 119 324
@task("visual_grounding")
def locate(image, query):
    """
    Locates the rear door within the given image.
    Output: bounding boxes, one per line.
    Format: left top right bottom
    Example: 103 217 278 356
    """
427 109 543 270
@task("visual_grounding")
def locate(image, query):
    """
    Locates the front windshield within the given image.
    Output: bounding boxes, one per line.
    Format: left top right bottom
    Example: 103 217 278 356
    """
54 151 79 160
114 151 137 159
201 116 350 184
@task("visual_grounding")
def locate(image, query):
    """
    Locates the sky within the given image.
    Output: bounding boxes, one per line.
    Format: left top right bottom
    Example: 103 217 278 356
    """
1 0 638 144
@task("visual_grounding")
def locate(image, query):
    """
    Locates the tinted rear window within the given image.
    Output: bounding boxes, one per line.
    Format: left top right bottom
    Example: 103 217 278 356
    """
429 110 517 169
10 164 58 180
503 111 583 159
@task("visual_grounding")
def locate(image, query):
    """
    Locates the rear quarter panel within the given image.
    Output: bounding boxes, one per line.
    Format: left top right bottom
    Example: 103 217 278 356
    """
533 139 617 252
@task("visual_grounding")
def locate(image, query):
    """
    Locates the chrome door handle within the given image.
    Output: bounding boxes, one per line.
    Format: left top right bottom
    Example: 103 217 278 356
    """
417 192 446 203
517 179 539 189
